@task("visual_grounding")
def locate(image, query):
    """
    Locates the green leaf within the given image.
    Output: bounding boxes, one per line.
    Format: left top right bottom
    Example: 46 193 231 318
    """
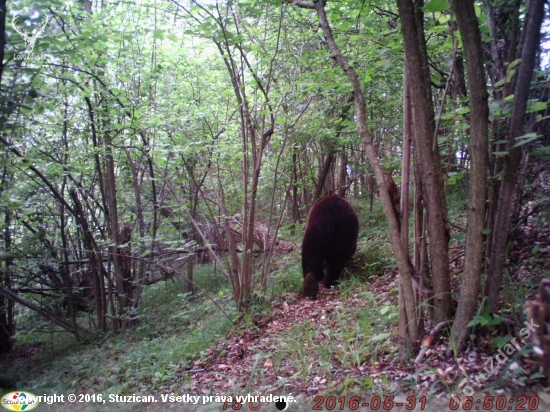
19 105 33 115
368 333 391 342
532 146 550 158
153 29 165 40
437 13 450 24
198 24 213 37
474 4 482 17
339 21 353 31
380 305 391 315
493 336 512 349
526 101 547 114
424 0 451 13
468 314 496 327
429 25 449 34
513 132 542 147
508 58 521 71
455 106 470 115
495 77 508 88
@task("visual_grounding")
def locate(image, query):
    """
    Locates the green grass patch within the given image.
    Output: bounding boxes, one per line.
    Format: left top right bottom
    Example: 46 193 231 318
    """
5 264 238 394
252 291 399 392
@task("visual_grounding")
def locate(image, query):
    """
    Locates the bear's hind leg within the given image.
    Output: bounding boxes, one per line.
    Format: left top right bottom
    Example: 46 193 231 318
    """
323 259 346 290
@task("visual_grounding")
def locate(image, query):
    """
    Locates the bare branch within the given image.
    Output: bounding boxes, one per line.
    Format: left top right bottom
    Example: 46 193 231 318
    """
283 0 315 9
0 288 94 336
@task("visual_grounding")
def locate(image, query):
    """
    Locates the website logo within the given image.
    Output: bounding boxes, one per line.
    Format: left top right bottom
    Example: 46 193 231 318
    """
1 391 40 411
11 14 50 60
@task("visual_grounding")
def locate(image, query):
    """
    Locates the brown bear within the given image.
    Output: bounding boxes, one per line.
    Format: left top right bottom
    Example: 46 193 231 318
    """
302 195 359 298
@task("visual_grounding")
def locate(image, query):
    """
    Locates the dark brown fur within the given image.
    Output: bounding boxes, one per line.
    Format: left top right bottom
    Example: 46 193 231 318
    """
302 195 359 298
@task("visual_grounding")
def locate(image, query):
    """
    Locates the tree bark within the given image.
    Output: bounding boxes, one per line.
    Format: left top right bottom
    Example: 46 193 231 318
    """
104 143 132 311
0 211 14 354
485 0 521 273
0 1 9 353
0 0 6 85
398 0 452 323
337 148 349 197
485 0 546 312
314 152 334 201
399 68 413 363
70 189 108 332
124 149 147 304
450 0 490 348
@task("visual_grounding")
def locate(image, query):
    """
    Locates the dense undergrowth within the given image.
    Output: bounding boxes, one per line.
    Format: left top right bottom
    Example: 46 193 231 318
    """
1 199 397 396
2 188 549 406
1 265 239 394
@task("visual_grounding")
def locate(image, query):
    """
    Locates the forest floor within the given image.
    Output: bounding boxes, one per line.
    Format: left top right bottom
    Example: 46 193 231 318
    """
186 274 407 397
2 183 550 411
181 275 550 410
2 251 550 411
169 201 550 410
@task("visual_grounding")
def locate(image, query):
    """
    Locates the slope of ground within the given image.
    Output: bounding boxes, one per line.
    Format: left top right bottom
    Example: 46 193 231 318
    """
2 179 550 410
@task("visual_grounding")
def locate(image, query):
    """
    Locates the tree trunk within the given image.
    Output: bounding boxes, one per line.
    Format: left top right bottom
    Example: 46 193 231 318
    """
124 149 147 306
0 211 14 354
105 144 132 311
190 2 276 310
70 189 107 332
484 0 520 274
0 1 10 353
0 0 6 86
291 151 299 234
450 0 490 348
337 148 348 197
485 0 546 312
313 94 354 200
399 68 413 363
398 0 452 323
314 152 334 201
